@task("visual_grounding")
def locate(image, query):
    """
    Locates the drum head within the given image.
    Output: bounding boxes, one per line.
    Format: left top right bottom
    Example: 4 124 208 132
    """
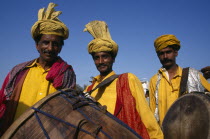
162 92 210 139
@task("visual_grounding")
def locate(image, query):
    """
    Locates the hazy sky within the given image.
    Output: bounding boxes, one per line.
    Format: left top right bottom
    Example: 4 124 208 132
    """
1 0 210 88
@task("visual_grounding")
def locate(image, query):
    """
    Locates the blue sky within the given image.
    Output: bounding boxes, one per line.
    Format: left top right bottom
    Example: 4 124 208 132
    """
0 0 210 88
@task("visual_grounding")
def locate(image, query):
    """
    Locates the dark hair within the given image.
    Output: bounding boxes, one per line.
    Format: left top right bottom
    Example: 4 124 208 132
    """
34 34 64 46
91 51 116 59
168 44 180 51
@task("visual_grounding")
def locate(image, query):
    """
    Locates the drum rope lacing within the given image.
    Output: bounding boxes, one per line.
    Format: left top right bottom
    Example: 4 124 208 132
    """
32 107 98 138
33 111 50 139
31 90 112 139
60 90 112 139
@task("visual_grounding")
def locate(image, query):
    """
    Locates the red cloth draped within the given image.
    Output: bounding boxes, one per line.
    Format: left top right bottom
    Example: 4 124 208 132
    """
114 73 150 139
46 58 73 89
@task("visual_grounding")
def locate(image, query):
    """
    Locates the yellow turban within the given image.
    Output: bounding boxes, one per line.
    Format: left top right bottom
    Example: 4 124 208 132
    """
31 3 69 40
154 34 181 52
84 20 118 57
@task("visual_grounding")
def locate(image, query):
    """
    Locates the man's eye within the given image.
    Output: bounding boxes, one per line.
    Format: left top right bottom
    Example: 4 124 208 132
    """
158 52 164 56
52 42 59 46
103 55 109 59
94 57 99 60
40 41 49 45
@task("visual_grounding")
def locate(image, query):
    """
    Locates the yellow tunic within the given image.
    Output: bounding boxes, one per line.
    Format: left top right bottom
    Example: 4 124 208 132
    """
14 60 57 119
84 71 163 139
149 66 210 125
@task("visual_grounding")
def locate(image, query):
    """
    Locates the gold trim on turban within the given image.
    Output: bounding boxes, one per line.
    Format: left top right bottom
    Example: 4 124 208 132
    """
154 34 180 52
31 3 69 40
84 20 118 57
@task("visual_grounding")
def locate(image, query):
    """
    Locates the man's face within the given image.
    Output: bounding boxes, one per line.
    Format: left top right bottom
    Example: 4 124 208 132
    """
92 51 115 76
36 34 63 63
157 46 178 69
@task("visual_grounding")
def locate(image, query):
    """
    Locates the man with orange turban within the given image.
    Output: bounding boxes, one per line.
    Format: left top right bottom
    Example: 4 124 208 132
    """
149 34 210 126
0 3 76 135
83 20 163 139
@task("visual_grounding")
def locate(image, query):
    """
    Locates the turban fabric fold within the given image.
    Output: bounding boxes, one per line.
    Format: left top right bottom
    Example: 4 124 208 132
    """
84 20 118 57
154 34 180 52
31 3 69 40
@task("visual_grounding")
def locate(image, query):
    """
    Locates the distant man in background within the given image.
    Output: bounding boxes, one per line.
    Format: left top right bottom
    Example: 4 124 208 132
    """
83 20 163 139
0 3 76 134
201 66 210 83
149 34 210 125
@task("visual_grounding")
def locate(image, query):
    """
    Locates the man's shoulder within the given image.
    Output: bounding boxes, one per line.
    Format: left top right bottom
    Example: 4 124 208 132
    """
119 72 136 78
10 59 35 73
188 67 200 72
182 67 201 75
187 67 202 77
14 60 35 67
118 73 141 83
151 73 158 79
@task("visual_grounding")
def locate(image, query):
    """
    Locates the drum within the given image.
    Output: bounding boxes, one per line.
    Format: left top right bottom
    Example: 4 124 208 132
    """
2 88 142 139
162 92 210 139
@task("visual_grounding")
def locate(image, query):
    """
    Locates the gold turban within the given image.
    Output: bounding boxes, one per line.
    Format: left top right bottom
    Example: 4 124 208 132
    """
84 20 118 57
31 3 69 40
154 34 181 52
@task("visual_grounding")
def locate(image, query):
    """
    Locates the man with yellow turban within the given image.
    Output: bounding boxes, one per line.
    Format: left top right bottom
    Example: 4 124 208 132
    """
83 20 163 139
149 34 210 126
0 3 76 135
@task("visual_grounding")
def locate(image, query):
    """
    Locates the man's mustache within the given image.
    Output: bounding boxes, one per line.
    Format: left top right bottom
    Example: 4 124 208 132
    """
42 50 55 55
162 59 172 63
97 64 107 68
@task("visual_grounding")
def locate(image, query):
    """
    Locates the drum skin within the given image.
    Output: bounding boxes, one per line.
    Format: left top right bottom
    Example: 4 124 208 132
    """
162 92 210 139
2 88 142 139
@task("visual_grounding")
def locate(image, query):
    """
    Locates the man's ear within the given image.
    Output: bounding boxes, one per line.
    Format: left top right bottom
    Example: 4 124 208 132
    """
58 46 62 53
175 50 178 57
113 58 115 63
36 44 40 53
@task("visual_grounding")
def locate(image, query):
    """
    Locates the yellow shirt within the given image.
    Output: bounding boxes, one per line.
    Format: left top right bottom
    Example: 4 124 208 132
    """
84 71 163 139
149 66 210 125
15 60 57 119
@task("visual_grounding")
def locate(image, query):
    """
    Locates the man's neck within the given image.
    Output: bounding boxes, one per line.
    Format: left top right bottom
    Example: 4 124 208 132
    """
99 70 113 81
165 64 178 80
37 58 57 70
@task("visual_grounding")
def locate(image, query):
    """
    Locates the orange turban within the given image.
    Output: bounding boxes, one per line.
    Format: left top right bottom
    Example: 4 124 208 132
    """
154 34 180 52
84 20 118 57
31 3 69 40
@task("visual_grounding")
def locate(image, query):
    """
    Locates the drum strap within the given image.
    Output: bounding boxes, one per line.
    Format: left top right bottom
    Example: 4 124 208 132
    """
84 74 119 101
89 74 120 94
179 67 189 96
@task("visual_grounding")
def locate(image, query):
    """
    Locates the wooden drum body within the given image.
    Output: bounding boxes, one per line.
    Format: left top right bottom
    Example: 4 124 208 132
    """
2 89 142 139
